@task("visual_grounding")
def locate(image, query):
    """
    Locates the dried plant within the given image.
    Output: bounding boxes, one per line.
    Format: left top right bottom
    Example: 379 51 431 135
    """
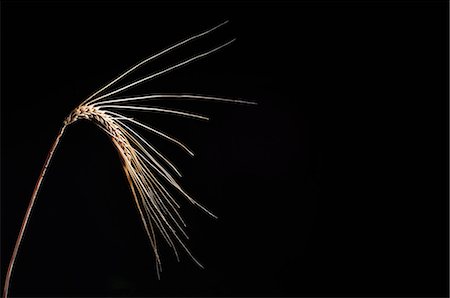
3 21 255 298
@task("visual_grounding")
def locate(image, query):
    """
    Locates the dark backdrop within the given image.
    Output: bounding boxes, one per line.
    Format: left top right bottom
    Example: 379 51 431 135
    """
1 1 448 297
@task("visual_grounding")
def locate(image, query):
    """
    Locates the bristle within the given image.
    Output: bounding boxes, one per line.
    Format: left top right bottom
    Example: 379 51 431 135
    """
66 102 209 272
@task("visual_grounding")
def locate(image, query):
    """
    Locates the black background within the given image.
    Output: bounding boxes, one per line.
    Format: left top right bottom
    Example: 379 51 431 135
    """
1 1 448 297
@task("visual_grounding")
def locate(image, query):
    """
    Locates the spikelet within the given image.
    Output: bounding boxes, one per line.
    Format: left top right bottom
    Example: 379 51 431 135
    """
62 100 218 276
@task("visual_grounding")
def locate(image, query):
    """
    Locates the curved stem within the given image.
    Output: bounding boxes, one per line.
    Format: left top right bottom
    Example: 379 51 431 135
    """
3 124 68 298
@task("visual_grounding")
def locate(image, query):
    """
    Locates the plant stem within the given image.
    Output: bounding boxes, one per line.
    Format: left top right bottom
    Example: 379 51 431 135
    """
3 124 68 298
